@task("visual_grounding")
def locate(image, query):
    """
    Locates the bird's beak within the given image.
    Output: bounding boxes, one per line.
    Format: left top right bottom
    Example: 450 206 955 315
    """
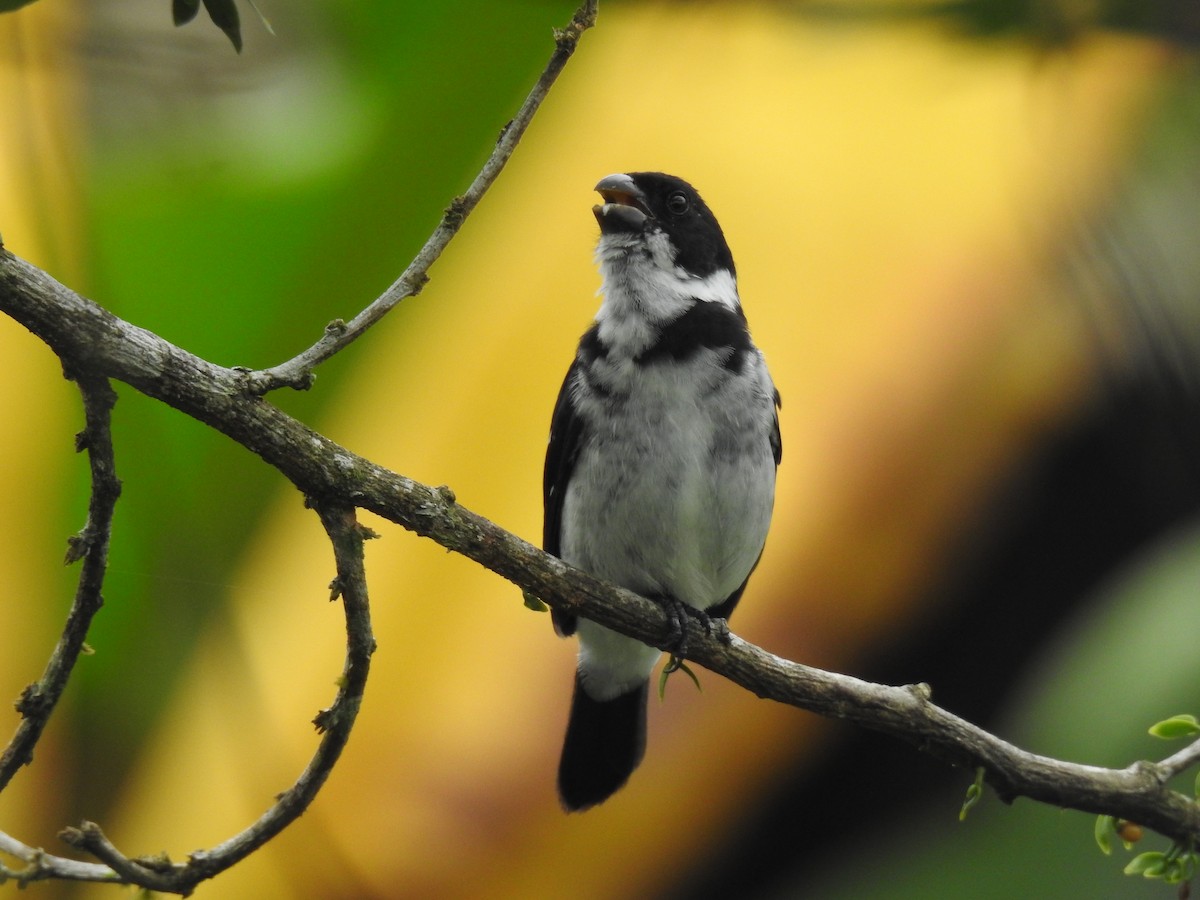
595 174 651 214
594 173 650 233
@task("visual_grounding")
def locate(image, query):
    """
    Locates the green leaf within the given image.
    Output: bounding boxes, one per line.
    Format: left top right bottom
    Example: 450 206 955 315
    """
658 656 702 700
1194 768 1200 799
1094 815 1116 856
959 768 985 821
1124 851 1167 878
1148 714 1200 739
521 591 547 613
1162 859 1187 885
0 0 38 11
1182 852 1197 881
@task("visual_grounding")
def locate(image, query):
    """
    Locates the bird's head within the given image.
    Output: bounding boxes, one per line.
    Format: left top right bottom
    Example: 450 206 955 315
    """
593 172 735 280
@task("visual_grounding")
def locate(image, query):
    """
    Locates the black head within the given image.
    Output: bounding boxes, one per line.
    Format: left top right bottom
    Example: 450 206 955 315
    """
593 172 735 279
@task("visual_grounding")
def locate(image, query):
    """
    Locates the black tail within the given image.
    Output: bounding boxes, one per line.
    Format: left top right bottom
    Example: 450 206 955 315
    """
557 674 648 812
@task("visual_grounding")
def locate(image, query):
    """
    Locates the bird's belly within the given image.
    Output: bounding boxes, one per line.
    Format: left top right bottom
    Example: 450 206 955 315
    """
561 393 774 610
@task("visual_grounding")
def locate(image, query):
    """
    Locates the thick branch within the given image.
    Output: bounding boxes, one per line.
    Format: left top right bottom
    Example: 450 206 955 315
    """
243 0 599 393
4 245 1200 857
0 373 120 792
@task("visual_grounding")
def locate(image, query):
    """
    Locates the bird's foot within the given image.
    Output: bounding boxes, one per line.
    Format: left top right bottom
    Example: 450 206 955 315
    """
700 612 732 645
654 599 732 667
654 595 690 659
656 601 731 696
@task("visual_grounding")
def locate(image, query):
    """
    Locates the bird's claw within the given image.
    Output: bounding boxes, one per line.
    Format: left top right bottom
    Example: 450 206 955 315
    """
703 614 732 645
656 595 690 658
655 597 732 660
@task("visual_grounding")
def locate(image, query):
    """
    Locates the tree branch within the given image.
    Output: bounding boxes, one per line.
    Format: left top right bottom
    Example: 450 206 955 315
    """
2 0 1198 886
1159 739 1200 782
51 501 377 895
242 0 600 394
4 243 1200 873
0 829 124 889
0 372 120 792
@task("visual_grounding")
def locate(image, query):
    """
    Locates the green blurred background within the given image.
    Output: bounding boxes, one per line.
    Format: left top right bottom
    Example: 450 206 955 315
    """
2 1 1200 897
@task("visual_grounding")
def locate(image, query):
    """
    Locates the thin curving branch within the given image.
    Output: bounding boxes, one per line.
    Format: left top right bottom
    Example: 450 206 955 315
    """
0 373 121 793
4 244 1200 876
242 0 600 394
0 370 379 898
53 501 377 895
190 500 378 876
0 829 124 889
1159 738 1200 782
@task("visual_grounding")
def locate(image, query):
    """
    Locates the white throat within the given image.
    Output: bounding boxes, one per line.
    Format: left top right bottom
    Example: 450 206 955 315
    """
593 230 739 358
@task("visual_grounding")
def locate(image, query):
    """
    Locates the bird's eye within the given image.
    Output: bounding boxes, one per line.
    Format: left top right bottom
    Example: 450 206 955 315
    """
665 191 690 216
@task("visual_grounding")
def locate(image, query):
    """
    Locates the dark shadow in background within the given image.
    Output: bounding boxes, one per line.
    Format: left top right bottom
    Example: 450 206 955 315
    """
666 372 1200 898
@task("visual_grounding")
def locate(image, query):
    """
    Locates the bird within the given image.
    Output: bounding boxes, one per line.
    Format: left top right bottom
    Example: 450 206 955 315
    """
544 172 781 811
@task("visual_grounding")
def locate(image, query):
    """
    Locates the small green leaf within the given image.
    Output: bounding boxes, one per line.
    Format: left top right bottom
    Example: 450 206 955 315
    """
521 591 548 613
1125 851 1167 878
1095 815 1116 856
1182 852 1197 881
1162 859 1187 885
1148 714 1200 740
677 661 702 692
959 768 985 821
1194 768 1200 799
959 785 981 821
658 656 702 700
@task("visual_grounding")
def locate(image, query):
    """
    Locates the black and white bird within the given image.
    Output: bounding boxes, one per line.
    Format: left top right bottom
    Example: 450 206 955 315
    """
544 172 781 811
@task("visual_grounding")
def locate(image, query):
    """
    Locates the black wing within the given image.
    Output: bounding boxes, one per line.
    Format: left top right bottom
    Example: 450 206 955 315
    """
771 386 782 466
544 353 589 638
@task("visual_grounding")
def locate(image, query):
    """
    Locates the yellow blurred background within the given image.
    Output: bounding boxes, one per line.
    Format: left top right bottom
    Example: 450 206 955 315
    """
3 1 1199 898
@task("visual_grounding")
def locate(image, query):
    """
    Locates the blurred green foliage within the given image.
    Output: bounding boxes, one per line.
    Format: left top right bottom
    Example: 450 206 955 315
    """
68 0 576 816
798 522 1200 899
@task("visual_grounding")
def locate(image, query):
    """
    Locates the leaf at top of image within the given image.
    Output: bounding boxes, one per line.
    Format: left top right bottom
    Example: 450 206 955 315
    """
173 0 242 52
202 0 240 47
173 0 201 26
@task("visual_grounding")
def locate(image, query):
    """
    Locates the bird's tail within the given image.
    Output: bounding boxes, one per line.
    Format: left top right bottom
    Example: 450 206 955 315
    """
557 674 648 812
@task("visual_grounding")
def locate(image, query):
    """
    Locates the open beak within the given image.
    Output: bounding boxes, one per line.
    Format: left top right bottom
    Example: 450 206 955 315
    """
593 173 650 233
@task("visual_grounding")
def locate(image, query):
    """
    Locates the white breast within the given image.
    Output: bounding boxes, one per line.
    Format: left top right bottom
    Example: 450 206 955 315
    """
562 348 776 610
564 236 776 699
